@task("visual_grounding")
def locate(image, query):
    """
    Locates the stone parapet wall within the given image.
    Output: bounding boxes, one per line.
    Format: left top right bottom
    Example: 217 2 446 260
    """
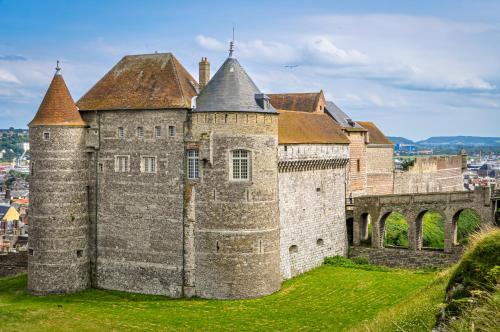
0 252 28 277
349 246 463 269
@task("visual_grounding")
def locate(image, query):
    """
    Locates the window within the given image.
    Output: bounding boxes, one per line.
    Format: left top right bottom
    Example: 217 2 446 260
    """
76 250 83 258
187 149 199 179
43 132 50 140
141 156 156 173
232 150 250 180
137 127 144 138
115 155 130 172
168 125 176 137
357 159 361 172
289 245 298 254
117 127 124 139
30 161 34 176
155 126 161 138
317 239 324 246
98 163 103 172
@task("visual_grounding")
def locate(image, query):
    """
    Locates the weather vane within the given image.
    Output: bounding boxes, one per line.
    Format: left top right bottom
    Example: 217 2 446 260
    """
229 24 235 58
55 60 61 74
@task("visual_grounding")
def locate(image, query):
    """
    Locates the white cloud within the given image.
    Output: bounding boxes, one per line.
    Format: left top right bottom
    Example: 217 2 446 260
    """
196 35 226 52
305 36 369 65
0 69 21 84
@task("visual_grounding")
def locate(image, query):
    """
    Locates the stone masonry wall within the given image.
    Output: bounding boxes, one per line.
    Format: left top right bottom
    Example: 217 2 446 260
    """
349 246 463 269
82 109 188 297
0 252 28 278
278 144 349 279
366 145 394 195
346 131 367 198
189 112 281 299
394 155 463 194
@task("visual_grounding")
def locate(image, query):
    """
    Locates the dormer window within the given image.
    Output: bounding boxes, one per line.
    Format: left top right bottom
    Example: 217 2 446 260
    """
255 93 270 110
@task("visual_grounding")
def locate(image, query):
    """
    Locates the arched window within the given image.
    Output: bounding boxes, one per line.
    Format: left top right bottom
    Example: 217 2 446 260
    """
289 245 298 253
316 239 324 246
231 149 250 180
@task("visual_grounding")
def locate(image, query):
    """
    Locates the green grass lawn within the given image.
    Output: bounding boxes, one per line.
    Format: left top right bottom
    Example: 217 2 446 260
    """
0 266 442 331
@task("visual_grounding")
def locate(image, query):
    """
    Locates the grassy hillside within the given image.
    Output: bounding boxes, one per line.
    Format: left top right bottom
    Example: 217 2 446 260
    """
0 266 439 331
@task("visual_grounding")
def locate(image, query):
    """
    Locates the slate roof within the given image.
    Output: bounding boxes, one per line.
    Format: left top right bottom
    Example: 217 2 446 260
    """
278 110 350 145
29 73 85 127
0 205 10 219
194 57 276 113
357 121 393 145
268 91 324 113
325 101 365 131
77 53 198 111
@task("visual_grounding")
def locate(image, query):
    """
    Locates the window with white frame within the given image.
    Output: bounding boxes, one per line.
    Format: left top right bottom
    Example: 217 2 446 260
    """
231 149 250 180
168 125 176 138
187 149 199 179
155 126 161 138
141 156 156 173
137 127 144 138
43 132 50 140
115 155 130 172
117 127 124 139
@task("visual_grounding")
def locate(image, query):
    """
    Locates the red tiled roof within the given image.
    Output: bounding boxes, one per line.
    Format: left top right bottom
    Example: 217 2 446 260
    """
357 121 393 145
268 91 325 113
77 53 198 111
29 74 85 127
278 109 350 144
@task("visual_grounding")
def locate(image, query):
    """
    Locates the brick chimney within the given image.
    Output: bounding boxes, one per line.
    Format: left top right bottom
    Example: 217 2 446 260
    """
199 57 210 90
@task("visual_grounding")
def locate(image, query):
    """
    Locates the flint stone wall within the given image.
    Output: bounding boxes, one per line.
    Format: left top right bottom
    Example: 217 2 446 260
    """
349 246 463 268
278 144 349 279
0 252 28 277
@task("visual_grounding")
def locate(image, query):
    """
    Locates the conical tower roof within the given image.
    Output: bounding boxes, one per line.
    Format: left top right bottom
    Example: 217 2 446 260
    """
194 57 276 113
29 71 85 127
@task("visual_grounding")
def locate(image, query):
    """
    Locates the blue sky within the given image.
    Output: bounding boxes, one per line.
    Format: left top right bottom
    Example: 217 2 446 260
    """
0 0 499 140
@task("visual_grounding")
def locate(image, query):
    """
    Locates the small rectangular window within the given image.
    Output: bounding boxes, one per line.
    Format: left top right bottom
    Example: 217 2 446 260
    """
30 161 35 176
232 150 250 180
43 132 50 140
357 159 361 172
187 149 199 179
137 127 144 138
155 126 161 138
76 250 83 258
141 156 156 173
117 127 124 139
98 163 103 172
168 126 176 138
115 155 130 172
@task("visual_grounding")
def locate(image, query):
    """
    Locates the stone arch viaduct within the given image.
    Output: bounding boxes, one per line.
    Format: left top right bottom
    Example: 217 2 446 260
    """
350 186 497 253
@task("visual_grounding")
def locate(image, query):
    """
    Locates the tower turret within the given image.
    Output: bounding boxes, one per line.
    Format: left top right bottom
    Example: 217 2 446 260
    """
28 63 90 294
188 46 280 299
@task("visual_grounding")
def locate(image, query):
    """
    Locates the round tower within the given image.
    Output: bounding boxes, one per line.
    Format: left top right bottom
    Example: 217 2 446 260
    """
190 51 281 299
28 64 90 294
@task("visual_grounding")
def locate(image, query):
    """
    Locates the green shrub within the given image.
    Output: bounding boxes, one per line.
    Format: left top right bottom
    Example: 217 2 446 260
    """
456 209 481 244
384 212 409 247
352 256 369 265
422 211 445 249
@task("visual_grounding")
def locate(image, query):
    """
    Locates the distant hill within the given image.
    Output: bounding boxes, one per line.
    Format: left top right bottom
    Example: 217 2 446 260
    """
417 136 500 146
387 136 416 145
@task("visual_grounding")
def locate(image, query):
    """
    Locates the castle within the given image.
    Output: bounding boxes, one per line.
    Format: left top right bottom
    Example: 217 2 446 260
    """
27 45 465 299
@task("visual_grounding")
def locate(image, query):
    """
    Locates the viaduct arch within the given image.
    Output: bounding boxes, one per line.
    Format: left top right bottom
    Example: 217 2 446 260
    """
352 186 496 253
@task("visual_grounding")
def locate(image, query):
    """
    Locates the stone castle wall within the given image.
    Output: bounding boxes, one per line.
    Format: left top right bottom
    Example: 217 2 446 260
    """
189 112 281 299
366 145 394 195
278 144 349 279
394 155 463 194
82 110 188 297
346 131 367 197
28 126 90 295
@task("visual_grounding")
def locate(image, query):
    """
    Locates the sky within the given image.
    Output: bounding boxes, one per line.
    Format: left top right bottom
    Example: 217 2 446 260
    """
0 0 499 140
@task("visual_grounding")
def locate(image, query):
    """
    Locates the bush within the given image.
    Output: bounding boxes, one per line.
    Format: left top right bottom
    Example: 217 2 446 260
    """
352 256 369 265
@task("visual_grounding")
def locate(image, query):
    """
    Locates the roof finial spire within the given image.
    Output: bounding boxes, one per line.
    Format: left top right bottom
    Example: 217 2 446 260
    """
55 60 61 75
229 24 235 58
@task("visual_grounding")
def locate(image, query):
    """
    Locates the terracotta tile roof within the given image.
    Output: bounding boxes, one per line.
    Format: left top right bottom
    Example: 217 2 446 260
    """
29 74 85 127
268 91 325 113
278 109 350 144
77 53 198 111
357 121 393 145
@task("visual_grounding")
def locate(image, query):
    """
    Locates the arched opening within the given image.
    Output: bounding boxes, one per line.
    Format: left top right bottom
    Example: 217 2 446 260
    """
416 210 445 250
381 212 409 248
452 209 481 245
360 213 372 246
346 218 354 246
289 245 298 254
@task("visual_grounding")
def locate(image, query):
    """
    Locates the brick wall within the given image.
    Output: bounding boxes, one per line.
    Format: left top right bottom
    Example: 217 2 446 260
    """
278 144 349 279
346 131 367 197
366 145 394 195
